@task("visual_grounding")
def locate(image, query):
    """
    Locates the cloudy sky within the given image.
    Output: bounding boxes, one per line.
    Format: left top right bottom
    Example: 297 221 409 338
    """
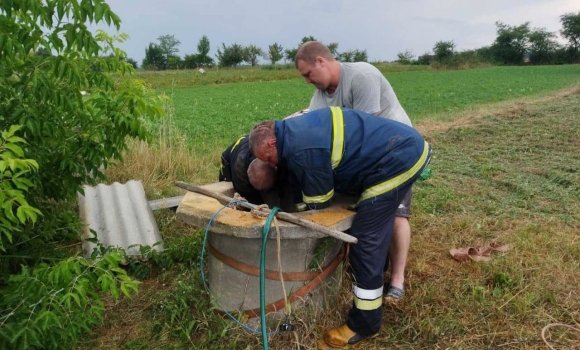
97 0 579 64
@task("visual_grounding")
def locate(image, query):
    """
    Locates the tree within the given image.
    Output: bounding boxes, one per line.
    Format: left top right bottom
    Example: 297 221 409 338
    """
125 57 138 69
265 43 284 64
243 45 264 66
433 40 456 63
416 52 433 65
490 21 530 64
0 0 157 346
528 28 559 64
336 48 367 63
560 12 580 62
285 35 319 62
142 43 165 69
560 12 580 51
182 36 214 68
284 47 299 62
216 43 244 67
157 34 180 59
145 34 181 69
197 35 210 57
0 1 165 210
167 54 182 69
338 50 354 62
183 53 214 68
353 49 368 62
301 35 317 43
327 42 339 58
196 35 212 66
397 50 414 64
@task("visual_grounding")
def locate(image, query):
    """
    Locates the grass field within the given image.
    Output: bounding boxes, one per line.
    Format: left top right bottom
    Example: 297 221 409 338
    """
116 65 580 196
93 66 580 349
128 63 431 90
158 65 580 151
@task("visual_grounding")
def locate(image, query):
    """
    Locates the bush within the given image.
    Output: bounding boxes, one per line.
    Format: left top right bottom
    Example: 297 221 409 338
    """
0 249 139 350
0 0 166 263
0 1 164 347
0 125 41 252
0 0 165 203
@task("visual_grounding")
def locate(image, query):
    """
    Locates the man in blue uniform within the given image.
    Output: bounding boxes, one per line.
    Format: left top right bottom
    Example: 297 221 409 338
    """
219 135 276 204
248 107 431 347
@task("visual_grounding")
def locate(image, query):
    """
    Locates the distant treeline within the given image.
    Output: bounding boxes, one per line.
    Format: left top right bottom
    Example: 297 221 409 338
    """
135 12 580 71
140 35 369 70
397 13 580 67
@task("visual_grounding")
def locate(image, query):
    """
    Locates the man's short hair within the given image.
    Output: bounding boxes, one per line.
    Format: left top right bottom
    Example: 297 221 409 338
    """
295 41 334 67
249 121 275 155
247 158 276 191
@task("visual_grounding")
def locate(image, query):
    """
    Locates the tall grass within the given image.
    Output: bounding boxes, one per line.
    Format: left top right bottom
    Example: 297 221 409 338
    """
105 99 221 198
127 63 430 89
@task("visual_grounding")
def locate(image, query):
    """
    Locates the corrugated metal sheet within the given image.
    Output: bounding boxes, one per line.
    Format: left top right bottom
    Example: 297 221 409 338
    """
78 180 163 258
148 195 184 210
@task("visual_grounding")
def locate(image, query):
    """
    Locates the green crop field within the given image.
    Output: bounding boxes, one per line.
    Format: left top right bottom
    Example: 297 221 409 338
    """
155 65 580 154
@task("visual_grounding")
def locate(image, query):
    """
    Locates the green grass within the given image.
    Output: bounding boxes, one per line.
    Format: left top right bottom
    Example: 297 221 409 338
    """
159 78 312 154
395 88 580 349
158 65 580 155
89 82 580 350
392 65 580 119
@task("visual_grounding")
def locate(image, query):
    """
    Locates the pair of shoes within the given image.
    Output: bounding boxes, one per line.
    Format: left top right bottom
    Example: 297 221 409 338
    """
323 324 377 348
449 242 513 262
383 285 404 303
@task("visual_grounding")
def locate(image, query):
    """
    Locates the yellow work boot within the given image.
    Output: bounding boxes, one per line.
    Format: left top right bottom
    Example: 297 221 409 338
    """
323 324 376 348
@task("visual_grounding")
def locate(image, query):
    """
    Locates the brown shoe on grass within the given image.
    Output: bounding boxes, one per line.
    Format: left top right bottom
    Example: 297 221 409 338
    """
323 324 377 348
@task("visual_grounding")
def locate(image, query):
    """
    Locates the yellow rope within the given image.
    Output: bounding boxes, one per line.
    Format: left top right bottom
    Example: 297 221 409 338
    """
274 217 291 317
541 323 580 350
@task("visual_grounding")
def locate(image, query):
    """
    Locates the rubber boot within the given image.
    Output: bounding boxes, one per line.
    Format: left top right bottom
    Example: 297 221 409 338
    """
323 324 375 348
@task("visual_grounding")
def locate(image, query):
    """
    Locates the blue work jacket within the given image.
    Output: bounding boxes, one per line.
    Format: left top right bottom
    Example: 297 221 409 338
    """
274 107 431 209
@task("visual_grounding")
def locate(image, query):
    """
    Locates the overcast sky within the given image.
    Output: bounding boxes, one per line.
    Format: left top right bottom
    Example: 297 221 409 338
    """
97 0 579 65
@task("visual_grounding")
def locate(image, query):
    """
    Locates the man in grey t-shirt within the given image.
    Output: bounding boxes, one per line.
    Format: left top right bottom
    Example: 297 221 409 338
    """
295 41 413 308
308 61 411 126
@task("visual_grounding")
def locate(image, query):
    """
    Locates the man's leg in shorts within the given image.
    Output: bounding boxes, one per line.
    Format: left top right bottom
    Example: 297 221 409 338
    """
387 188 412 291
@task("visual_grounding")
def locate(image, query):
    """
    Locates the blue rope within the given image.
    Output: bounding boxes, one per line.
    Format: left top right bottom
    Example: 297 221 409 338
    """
200 200 279 336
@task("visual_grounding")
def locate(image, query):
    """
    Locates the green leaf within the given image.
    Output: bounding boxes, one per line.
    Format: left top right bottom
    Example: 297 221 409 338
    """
94 3 104 22
6 124 23 137
97 273 112 292
110 283 119 300
58 61 66 79
120 282 130 297
4 143 24 157
57 0 64 20
65 29 75 48
6 135 26 144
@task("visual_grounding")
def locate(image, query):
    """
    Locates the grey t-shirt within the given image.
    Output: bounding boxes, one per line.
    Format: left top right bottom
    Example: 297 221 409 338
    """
309 62 412 126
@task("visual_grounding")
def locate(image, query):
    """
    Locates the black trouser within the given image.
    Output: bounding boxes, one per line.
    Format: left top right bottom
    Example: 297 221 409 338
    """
346 185 412 336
